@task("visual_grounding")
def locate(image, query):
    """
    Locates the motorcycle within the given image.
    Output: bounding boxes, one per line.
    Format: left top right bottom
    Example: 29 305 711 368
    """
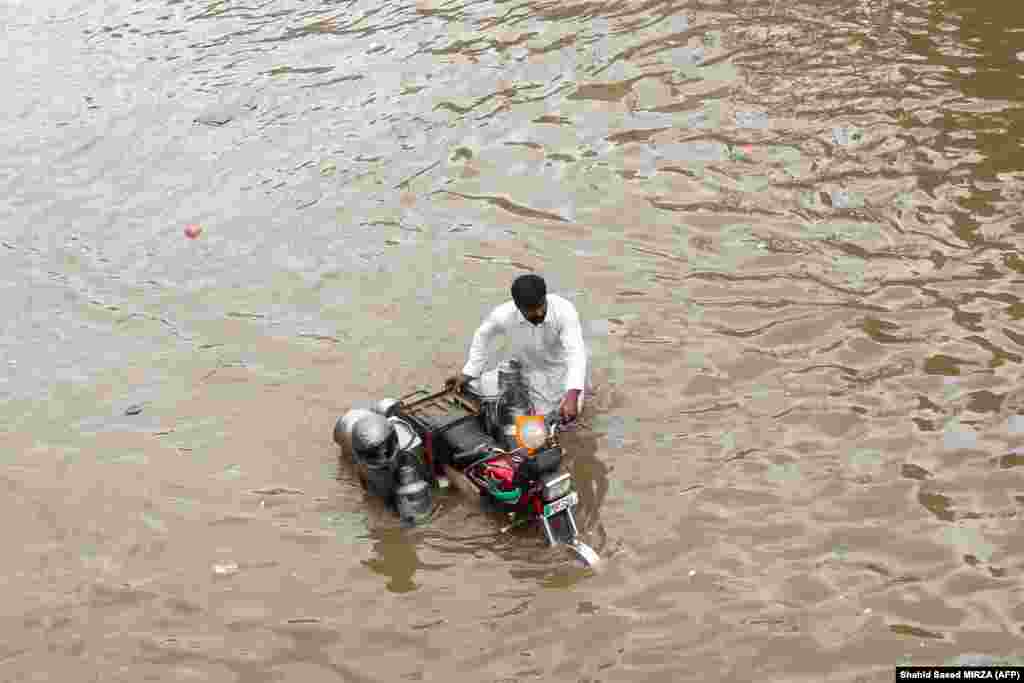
332 360 600 568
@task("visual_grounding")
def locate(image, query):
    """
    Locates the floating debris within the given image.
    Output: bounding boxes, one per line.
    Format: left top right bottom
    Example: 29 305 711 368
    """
212 561 239 576
729 144 755 162
250 487 305 496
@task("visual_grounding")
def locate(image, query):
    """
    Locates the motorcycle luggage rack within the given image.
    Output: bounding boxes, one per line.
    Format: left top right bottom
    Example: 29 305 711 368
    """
397 386 484 441
396 388 433 403
399 386 480 417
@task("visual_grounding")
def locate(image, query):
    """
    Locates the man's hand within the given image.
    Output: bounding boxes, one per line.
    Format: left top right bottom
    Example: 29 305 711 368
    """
445 373 475 393
559 389 581 424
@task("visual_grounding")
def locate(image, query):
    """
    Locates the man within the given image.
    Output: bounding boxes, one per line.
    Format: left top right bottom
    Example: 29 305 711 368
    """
448 274 587 424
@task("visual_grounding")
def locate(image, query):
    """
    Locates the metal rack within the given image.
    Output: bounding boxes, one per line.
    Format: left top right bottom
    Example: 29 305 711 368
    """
397 386 483 440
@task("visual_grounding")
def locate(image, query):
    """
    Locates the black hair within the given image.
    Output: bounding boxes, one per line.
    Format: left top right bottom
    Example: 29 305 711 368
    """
511 274 547 309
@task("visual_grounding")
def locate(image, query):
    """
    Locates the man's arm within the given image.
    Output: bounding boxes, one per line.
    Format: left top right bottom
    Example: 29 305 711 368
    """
461 309 504 379
559 304 587 420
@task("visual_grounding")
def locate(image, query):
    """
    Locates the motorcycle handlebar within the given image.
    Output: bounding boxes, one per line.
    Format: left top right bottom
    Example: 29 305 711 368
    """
544 410 577 432
447 379 568 429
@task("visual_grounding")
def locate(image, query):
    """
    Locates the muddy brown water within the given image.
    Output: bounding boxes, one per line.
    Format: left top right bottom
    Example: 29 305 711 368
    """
2 0 1024 680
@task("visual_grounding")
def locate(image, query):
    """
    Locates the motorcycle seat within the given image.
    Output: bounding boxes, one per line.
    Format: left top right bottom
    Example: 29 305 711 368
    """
445 420 498 467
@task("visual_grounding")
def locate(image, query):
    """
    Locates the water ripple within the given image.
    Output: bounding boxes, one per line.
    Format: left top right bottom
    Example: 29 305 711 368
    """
2 0 1024 678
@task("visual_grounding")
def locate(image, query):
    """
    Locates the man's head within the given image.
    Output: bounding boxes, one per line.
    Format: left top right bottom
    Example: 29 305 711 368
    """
511 274 547 325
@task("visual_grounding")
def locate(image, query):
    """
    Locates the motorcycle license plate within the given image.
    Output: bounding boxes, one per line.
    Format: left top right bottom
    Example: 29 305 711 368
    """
543 491 578 518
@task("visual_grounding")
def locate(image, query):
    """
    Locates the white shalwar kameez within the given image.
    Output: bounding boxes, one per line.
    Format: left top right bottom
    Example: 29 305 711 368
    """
461 294 588 416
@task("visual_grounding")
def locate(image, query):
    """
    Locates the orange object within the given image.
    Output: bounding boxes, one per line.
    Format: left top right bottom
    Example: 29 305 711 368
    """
514 414 547 455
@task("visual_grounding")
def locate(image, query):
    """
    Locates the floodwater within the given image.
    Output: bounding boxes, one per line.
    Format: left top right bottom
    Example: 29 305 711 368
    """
2 0 1023 679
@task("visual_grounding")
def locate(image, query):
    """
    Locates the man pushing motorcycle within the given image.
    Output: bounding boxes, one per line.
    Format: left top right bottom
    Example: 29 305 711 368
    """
335 273 603 565
344 273 587 480
447 274 588 425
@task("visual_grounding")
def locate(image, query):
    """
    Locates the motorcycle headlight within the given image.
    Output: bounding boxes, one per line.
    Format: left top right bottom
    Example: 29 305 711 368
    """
516 415 548 451
541 472 573 502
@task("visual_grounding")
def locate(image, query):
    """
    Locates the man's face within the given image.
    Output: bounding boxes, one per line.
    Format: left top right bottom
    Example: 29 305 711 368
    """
520 301 547 326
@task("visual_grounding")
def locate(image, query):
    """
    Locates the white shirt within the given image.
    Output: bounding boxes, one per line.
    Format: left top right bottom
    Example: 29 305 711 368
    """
462 294 587 415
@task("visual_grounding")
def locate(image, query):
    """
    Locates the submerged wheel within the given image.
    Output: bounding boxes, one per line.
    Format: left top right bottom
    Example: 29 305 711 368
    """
566 540 601 569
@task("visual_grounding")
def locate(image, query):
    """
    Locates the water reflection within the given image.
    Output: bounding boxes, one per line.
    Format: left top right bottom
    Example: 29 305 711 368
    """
361 526 454 593
562 428 609 549
3 0 1024 677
